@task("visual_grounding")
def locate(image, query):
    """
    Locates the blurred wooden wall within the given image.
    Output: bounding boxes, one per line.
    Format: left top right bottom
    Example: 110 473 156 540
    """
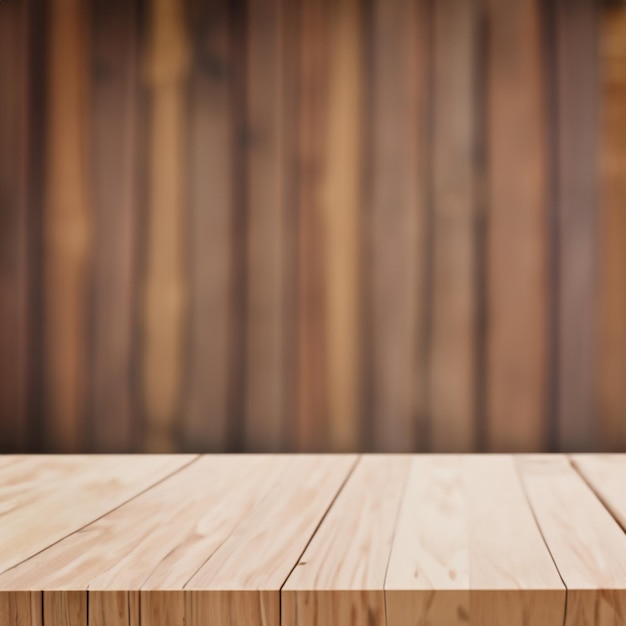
0 0 625 453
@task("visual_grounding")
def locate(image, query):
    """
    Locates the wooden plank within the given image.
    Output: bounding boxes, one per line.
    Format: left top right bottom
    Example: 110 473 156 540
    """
89 591 139 626
597 4 626 451
429 0 478 452
368 0 427 451
280 0 300 454
141 0 190 452
571 454 626 531
0 591 42 626
0 0 31 453
44 591 85 626
0 456 291 626
556 0 598 451
89 0 140 452
245 0 286 451
321 0 363 452
296 0 330 452
183 0 233 451
183 455 357 626
518 455 626 626
282 456 410 626
386 456 565 626
0 454 195 573
44 0 91 452
485 0 550 451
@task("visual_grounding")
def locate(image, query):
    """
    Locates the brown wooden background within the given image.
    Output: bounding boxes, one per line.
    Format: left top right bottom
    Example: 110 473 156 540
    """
0 0 625 454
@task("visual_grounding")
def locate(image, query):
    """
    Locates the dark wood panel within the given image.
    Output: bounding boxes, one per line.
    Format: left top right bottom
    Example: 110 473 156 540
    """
598 3 626 451
141 0 190 452
428 0 478 452
44 0 91 452
245 0 287 451
183 0 233 451
0 0 31 452
89 0 140 452
296 0 330 451
368 0 429 452
486 0 550 452
322 0 363 452
555 0 599 452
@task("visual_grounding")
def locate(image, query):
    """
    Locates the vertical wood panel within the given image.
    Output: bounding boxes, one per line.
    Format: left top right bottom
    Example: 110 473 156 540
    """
142 0 190 452
245 0 286 450
429 0 478 452
598 3 626 451
322 0 363 452
44 0 91 452
0 0 30 452
183 0 233 451
369 0 428 451
89 0 139 452
296 0 330 451
556 0 598 452
486 0 550 451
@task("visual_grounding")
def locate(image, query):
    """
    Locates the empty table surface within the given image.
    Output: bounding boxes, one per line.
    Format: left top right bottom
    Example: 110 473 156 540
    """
0 454 625 626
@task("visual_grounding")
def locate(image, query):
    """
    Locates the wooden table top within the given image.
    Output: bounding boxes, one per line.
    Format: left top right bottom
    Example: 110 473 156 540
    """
0 454 625 626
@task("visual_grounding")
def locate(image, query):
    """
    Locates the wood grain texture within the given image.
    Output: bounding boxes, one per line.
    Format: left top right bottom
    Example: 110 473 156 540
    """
0 591 41 626
0 0 31 453
322 0 363 453
184 455 357 626
245 0 286 451
518 455 626 626
598 4 626 452
44 0 91 452
485 0 550 451
89 0 140 452
429 0 477 452
368 0 427 452
44 591 86 626
296 0 330 452
183 0 233 451
3 455 626 625
142 0 190 452
0 454 195 573
572 454 626 530
556 0 598 452
386 456 565 626
0 456 287 594
282 456 410 626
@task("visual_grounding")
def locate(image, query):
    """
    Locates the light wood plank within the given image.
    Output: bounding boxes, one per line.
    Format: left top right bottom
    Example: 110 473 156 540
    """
0 455 195 573
282 456 410 626
0 456 290 626
142 0 190 452
485 0 550 451
386 456 565 626
572 454 626 530
0 457 287 589
518 455 626 626
369 0 428 451
429 0 478 452
44 0 91 452
89 0 140 452
183 455 357 626
183 0 233 451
